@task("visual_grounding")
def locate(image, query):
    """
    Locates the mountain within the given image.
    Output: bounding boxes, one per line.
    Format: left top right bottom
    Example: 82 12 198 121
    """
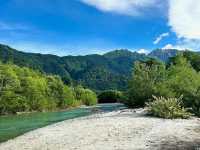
148 49 179 62
0 44 178 91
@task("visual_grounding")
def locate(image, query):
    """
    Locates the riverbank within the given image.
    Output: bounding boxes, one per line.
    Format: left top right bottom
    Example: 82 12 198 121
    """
2 105 83 116
0 109 200 150
0 103 125 143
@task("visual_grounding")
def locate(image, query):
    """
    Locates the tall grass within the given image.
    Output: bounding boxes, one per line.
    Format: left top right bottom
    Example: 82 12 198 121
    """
146 96 191 119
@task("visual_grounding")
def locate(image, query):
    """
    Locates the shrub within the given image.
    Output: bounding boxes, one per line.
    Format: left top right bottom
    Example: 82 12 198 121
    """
73 86 97 106
98 90 124 103
61 86 76 107
146 96 191 119
81 89 97 106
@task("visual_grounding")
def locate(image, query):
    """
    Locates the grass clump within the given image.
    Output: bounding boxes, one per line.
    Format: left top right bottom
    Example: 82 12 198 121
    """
146 96 191 119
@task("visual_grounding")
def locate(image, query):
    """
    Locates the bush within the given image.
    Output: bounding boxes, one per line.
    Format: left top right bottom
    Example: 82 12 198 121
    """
146 96 191 119
61 86 76 107
81 89 97 106
73 86 97 106
98 90 124 103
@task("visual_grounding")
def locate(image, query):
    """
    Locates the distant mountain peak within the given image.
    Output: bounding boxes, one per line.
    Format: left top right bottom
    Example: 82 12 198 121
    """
103 49 146 59
104 49 132 54
148 49 179 62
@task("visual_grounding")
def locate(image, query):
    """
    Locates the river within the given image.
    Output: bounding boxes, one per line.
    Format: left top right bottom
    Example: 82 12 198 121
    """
0 103 125 143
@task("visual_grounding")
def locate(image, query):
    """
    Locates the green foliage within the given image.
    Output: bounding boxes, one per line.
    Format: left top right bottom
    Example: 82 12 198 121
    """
0 63 96 115
81 89 97 106
164 55 200 112
183 51 200 72
0 44 183 92
0 45 151 91
98 90 124 103
62 86 76 107
0 91 28 114
45 76 75 108
127 54 200 117
192 99 200 117
126 59 166 107
147 96 191 119
73 86 97 106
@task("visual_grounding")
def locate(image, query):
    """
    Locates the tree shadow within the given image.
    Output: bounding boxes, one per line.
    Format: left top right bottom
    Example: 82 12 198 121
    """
156 140 200 150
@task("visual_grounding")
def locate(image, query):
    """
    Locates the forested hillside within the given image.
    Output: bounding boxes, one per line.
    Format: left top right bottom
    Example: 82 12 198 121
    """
0 44 178 91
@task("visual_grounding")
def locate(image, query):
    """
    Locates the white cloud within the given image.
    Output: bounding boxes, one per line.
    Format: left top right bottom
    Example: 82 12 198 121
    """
169 0 200 40
80 0 161 16
162 40 200 51
153 32 169 45
168 0 200 51
162 44 174 49
137 49 149 54
177 39 200 51
162 44 183 50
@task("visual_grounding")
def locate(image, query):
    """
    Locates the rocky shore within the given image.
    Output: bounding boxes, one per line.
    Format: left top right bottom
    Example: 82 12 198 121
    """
0 109 200 150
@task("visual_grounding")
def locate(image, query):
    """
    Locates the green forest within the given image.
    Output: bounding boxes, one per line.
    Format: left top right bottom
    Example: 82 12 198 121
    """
0 44 178 91
0 63 97 115
1 44 200 118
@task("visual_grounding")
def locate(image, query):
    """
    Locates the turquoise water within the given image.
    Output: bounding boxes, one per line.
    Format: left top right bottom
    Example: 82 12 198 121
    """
0 103 125 143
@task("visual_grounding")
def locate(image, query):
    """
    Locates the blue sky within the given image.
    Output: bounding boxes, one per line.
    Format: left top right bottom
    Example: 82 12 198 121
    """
0 0 199 56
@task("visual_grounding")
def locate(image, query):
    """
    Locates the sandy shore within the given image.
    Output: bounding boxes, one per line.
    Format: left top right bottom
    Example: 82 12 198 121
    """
0 109 200 150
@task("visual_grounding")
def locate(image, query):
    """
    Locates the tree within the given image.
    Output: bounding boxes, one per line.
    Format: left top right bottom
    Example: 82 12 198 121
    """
126 55 200 117
0 64 20 93
126 60 166 107
0 64 24 114
98 90 124 103
183 51 200 72
165 55 200 112
0 91 28 114
21 76 48 111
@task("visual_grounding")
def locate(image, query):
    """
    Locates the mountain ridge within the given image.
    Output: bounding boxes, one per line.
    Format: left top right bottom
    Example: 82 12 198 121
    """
0 44 180 91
